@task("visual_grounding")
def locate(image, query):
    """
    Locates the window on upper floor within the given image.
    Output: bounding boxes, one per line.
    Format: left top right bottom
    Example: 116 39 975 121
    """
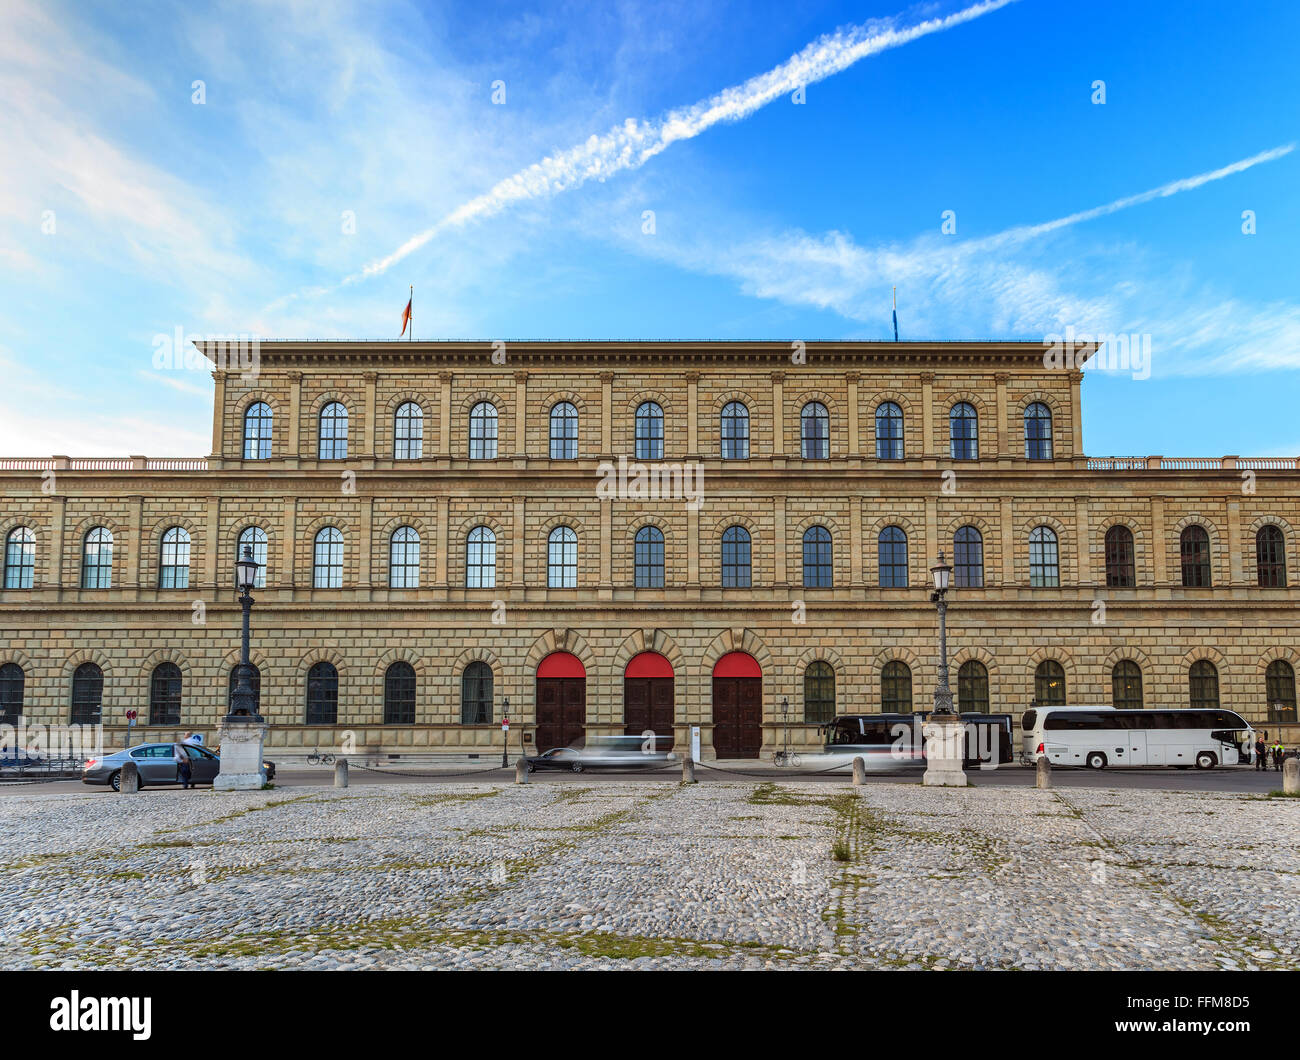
1104 525 1135 587
81 527 113 589
635 402 663 460
721 526 751 588
949 402 978 460
800 402 829 459
720 402 749 459
547 526 577 588
469 402 498 460
243 402 272 459
237 527 267 589
802 525 832 588
466 526 496 588
953 526 983 588
877 526 908 588
313 527 344 589
159 527 191 589
4 527 35 589
1028 526 1059 587
1024 402 1052 460
394 402 423 459
1256 525 1287 587
550 402 578 460
389 526 420 588
634 526 665 589
875 402 903 460
319 402 348 460
1180 525 1211 587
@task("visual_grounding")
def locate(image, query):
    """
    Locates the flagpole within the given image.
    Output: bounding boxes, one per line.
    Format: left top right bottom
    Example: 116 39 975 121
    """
409 284 413 343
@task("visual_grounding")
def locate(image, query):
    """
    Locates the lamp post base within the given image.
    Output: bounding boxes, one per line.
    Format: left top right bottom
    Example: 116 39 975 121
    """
922 713 968 787
214 719 269 790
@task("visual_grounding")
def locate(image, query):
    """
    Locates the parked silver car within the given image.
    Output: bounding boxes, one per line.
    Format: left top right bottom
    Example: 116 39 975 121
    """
82 742 276 790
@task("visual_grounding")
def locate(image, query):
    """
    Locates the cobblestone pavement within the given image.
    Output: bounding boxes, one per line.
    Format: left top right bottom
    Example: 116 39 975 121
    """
1 782 1295 970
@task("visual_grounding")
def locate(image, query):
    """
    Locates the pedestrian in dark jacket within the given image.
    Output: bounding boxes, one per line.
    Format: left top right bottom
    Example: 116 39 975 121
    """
1255 736 1268 770
173 741 193 789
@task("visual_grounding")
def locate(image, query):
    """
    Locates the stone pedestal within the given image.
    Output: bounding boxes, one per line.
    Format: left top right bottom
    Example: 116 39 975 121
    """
214 719 269 790
922 714 968 787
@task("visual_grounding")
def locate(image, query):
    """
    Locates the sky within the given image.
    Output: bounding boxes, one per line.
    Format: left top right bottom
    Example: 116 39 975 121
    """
1 0 1297 458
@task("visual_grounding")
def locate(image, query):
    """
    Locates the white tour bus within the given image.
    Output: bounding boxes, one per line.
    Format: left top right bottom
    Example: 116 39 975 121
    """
1021 705 1254 770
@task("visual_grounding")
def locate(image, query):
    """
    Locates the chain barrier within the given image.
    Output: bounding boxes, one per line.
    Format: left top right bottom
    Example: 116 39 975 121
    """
349 761 512 779
692 759 853 779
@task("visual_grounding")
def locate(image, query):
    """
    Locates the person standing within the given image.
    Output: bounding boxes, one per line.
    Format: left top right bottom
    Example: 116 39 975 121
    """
1272 740 1284 771
173 740 193 789
1255 734 1268 771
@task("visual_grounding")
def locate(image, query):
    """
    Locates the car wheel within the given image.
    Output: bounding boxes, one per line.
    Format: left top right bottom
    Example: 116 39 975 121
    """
1195 751 1217 770
1085 752 1107 770
109 771 121 792
571 762 584 773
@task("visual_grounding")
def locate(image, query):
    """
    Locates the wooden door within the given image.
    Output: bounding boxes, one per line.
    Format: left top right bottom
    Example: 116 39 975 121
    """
712 677 762 758
624 677 675 751
535 677 586 751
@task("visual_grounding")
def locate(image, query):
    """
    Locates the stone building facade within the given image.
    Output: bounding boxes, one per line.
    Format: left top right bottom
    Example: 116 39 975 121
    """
1 340 1298 757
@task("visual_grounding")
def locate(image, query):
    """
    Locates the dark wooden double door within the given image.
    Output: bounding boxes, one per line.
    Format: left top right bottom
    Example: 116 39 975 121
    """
623 677 675 751
712 677 762 758
535 677 586 751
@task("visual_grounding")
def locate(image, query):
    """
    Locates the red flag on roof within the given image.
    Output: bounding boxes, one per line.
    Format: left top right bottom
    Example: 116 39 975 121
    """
400 292 412 337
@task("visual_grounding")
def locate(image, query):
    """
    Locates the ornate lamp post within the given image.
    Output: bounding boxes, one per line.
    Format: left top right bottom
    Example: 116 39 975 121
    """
215 545 271 790
922 550 967 787
501 696 511 768
227 545 262 722
929 551 955 716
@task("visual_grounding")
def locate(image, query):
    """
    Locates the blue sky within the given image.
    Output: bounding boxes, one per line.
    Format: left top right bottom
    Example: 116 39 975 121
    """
1 0 1297 457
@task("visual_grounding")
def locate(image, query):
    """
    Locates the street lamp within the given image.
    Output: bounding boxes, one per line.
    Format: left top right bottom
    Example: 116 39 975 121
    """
929 550 955 716
227 545 263 722
501 695 510 767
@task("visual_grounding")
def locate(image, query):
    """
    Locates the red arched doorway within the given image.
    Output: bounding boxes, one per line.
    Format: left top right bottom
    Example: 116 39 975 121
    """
535 652 586 751
712 651 762 758
624 652 675 751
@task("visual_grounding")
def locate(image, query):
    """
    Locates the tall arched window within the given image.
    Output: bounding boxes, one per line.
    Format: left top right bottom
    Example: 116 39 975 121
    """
466 526 496 588
958 660 989 713
305 662 338 725
469 401 498 459
461 661 493 724
1188 660 1219 709
389 526 420 588
635 401 664 460
721 526 751 588
149 662 182 725
878 526 908 587
383 661 416 724
881 661 912 712
4 527 35 589
243 402 272 459
1028 526 1059 587
313 527 344 589
949 402 979 460
1024 402 1052 459
228 664 261 712
634 526 665 588
1266 660 1297 723
1034 660 1066 706
801 402 829 459
70 662 103 724
875 401 903 460
549 401 578 459
0 663 24 723
1256 525 1287 587
547 526 577 588
802 525 832 588
1112 660 1143 709
1104 525 1135 587
238 526 267 588
1180 525 1211 587
159 527 191 589
81 527 113 589
720 401 749 459
953 526 984 588
318 402 348 460
804 661 835 724
394 401 424 459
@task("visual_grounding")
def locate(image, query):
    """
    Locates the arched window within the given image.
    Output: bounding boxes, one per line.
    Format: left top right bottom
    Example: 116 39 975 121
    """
1256 525 1287 587
635 401 664 460
878 526 908 587
318 401 348 460
305 662 338 725
70 662 103 725
237 526 267 589
958 660 989 713
0 663 24 723
466 526 496 588
721 526 751 588
394 401 424 459
1189 660 1219 709
720 401 749 459
1112 660 1143 709
949 402 979 460
228 664 261 712
953 526 984 588
1034 660 1066 706
804 661 835 724
243 402 272 459
549 402 578 459
1024 402 1052 460
461 661 493 724
389 526 420 588
1266 660 1297 723
1180 525 1211 587
1104 525 1135 587
383 661 416 724
81 527 113 589
875 402 903 460
159 527 191 589
802 525 832 588
881 661 912 712
547 526 577 588
1028 526 1059 587
800 402 829 459
634 526 664 588
312 527 344 589
469 401 498 459
149 662 182 725
4 527 35 589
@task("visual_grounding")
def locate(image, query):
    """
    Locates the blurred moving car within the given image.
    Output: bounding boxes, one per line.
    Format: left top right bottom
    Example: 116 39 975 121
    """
525 734 676 773
82 742 277 790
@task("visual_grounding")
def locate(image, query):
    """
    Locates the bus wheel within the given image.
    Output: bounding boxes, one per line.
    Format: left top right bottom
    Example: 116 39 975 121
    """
1085 752 1107 770
1195 752 1217 770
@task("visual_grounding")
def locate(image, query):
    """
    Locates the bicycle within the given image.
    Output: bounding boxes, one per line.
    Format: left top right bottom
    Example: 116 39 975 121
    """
307 747 336 765
773 749 801 767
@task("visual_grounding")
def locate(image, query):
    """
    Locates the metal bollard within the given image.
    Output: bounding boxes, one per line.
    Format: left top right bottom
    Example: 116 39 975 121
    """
119 760 140 794
681 755 696 784
852 756 866 787
1284 757 1299 795
1036 755 1052 790
515 758 529 784
334 759 349 788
